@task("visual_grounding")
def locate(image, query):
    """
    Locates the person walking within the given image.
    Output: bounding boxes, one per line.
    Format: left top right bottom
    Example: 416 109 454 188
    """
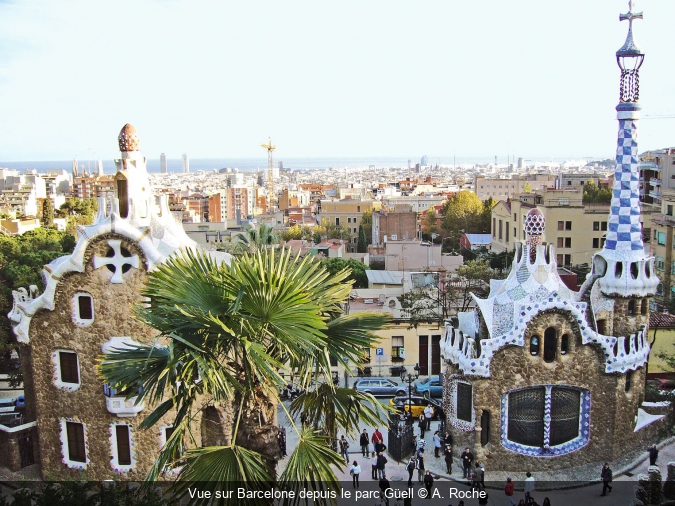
360 429 370 457
648 444 659 466
475 462 485 492
371 451 378 480
524 472 535 504
339 435 350 464
601 463 613 496
444 444 453 474
419 414 427 439
460 447 474 478
372 427 384 453
417 450 426 483
406 456 417 488
377 451 388 480
423 470 434 499
433 431 442 457
504 477 517 506
350 461 361 489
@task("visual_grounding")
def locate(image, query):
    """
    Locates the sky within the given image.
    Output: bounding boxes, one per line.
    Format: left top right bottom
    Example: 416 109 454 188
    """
0 0 673 162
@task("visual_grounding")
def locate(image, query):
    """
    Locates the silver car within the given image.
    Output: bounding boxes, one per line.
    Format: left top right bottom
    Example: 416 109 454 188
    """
353 378 407 397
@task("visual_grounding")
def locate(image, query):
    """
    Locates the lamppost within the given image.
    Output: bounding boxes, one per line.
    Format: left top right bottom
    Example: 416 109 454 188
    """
400 363 420 424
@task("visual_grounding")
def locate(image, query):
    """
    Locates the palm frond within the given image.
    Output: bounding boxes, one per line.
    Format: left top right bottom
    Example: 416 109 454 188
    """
278 428 344 505
171 445 273 506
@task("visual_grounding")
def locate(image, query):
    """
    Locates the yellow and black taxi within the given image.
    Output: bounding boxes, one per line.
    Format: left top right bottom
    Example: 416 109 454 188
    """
388 395 440 419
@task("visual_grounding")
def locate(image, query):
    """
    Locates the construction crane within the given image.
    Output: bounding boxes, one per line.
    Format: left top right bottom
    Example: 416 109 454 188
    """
261 138 276 211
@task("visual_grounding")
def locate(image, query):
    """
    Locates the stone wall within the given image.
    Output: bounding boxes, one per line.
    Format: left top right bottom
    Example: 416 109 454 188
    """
443 309 659 471
23 234 230 480
612 296 649 338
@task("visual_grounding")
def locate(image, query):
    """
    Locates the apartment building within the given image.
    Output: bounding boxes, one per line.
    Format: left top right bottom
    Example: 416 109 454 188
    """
491 189 611 268
208 190 228 222
474 174 554 201
641 148 675 211
649 188 675 300
278 188 311 211
381 195 445 213
371 206 417 245
317 199 374 252
73 175 116 200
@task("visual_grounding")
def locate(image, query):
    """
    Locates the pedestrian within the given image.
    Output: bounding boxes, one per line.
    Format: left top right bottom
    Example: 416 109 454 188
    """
377 451 388 479
360 429 370 457
406 456 417 488
443 431 453 448
372 426 384 453
648 444 659 466
478 493 489 506
600 462 613 496
419 414 427 439
444 445 453 474
524 472 535 504
417 450 426 483
378 477 391 502
339 435 350 464
475 462 485 491
542 499 551 506
505 477 516 506
412 434 418 454
423 470 434 499
417 437 427 456
527 497 539 506
350 460 361 489
460 447 474 478
424 404 434 428
433 431 442 457
517 501 525 506
371 451 378 480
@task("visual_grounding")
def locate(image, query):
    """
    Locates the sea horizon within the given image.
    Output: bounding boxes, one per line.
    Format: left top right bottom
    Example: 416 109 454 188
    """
0 155 608 175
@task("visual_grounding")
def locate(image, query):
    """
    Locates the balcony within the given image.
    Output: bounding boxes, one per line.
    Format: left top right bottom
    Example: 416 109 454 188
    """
650 178 662 186
104 384 144 417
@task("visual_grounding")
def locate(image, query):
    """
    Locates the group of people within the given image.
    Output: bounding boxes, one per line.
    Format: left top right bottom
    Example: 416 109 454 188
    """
504 475 549 506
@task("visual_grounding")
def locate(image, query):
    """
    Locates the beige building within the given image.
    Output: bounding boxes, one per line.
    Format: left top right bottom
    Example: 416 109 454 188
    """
371 206 417 245
649 188 675 300
474 174 554 201
491 189 611 269
318 199 374 253
383 240 462 272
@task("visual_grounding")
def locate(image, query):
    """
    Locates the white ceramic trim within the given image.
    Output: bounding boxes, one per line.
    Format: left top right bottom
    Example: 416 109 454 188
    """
109 422 135 472
72 292 94 326
59 418 89 469
52 349 81 391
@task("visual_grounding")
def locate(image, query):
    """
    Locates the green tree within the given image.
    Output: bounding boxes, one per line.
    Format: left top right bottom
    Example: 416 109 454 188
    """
423 207 438 236
360 208 373 246
41 198 54 228
323 258 370 288
0 228 76 353
357 225 367 253
57 198 98 238
583 181 612 204
440 191 486 250
234 223 278 254
99 249 388 501
280 224 303 242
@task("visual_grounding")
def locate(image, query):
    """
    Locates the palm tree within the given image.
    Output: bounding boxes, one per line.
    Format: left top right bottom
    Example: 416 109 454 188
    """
99 247 389 503
234 223 277 254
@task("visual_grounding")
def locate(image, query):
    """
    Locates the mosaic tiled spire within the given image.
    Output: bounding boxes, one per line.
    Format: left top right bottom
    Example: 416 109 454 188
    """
602 0 645 261
595 1 657 297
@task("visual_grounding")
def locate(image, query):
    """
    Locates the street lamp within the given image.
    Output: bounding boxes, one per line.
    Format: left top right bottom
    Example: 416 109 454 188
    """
400 363 421 424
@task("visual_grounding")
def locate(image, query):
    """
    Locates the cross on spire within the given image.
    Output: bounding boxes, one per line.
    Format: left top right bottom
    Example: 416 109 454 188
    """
620 0 643 30
93 239 140 283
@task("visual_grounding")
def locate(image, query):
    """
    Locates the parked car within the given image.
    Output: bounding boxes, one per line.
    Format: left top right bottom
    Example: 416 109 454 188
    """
413 376 443 398
353 378 406 397
389 395 439 418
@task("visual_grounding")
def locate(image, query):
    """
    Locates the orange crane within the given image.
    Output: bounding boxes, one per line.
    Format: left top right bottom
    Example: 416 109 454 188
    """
261 138 276 210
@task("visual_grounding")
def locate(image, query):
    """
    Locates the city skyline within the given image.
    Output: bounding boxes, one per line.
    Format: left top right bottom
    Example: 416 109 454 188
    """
0 0 674 162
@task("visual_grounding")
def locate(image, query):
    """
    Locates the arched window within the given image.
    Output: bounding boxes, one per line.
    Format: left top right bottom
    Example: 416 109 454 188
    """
544 328 557 362
504 386 589 455
560 334 569 355
480 410 491 447
530 336 540 356
641 299 648 316
615 262 623 278
628 300 636 316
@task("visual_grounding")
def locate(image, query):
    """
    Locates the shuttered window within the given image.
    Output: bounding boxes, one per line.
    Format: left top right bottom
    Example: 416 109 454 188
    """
59 352 79 384
116 425 131 466
66 422 86 463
